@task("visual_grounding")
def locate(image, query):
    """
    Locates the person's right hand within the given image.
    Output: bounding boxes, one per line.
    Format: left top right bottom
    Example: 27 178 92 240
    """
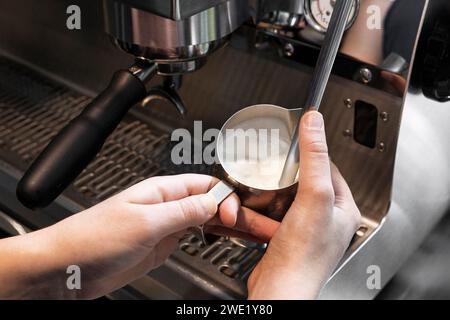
247 111 362 300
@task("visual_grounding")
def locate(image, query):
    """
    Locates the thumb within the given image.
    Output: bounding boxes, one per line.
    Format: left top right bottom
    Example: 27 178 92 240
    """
150 194 218 236
298 111 333 202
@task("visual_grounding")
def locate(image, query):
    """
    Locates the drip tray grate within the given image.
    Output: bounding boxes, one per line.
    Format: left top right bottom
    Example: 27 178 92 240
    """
0 57 258 298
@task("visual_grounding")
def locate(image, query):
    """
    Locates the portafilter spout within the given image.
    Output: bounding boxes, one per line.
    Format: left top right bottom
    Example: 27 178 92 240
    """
279 0 354 187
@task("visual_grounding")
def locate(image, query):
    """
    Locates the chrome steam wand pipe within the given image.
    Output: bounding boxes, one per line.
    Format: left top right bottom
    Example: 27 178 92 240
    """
279 0 354 187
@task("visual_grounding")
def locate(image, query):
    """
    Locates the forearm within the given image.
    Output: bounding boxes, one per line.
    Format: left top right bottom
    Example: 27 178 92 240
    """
0 208 117 299
0 226 75 299
0 202 163 300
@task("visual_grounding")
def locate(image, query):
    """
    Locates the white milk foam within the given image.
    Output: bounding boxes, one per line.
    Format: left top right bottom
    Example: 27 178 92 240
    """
219 117 294 190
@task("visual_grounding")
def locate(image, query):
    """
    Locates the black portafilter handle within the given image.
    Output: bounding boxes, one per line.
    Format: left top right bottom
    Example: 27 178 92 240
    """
16 62 159 209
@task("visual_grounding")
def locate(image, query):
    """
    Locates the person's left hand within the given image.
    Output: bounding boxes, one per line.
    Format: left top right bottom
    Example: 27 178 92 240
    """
36 174 277 299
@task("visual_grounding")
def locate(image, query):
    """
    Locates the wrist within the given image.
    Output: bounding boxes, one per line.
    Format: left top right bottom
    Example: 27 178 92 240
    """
247 259 328 300
0 226 71 299
248 269 323 300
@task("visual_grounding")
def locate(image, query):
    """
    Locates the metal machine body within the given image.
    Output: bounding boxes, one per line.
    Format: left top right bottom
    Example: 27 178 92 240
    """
0 0 449 299
103 0 250 74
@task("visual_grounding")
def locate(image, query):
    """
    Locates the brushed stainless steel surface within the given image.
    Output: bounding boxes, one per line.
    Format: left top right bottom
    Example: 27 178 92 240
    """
322 81 450 299
114 0 230 20
259 0 305 27
264 11 303 28
260 0 305 16
259 0 423 75
321 0 450 299
103 0 249 72
0 1 423 92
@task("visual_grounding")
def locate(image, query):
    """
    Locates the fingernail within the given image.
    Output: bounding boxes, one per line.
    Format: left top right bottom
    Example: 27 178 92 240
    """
305 112 324 130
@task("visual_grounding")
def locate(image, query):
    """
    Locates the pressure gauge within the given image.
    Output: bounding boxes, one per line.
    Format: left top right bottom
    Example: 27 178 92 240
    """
304 0 360 33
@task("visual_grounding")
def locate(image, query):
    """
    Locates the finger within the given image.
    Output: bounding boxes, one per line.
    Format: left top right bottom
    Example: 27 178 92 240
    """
217 193 240 227
298 111 333 205
330 162 359 215
330 162 353 201
144 193 218 237
235 207 280 240
81 231 186 298
381 71 406 94
119 174 220 204
209 206 280 241
204 225 269 244
131 233 182 273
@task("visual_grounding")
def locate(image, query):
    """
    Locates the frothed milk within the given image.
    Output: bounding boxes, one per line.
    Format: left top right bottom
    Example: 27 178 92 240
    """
219 117 294 190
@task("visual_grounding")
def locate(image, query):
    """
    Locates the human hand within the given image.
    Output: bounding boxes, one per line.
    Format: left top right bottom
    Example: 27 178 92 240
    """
247 111 362 300
18 174 276 299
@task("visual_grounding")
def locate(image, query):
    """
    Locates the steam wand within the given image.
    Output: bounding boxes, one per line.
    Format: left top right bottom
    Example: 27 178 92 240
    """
279 0 354 187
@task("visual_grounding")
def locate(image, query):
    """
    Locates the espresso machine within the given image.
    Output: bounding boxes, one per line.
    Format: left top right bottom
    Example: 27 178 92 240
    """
0 0 450 299
15 0 251 208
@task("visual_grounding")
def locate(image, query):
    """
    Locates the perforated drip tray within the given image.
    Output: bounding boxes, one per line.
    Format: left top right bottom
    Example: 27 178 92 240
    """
0 57 259 298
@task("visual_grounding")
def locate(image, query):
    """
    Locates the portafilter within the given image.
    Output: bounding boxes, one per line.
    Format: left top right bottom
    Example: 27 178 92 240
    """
16 0 249 209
